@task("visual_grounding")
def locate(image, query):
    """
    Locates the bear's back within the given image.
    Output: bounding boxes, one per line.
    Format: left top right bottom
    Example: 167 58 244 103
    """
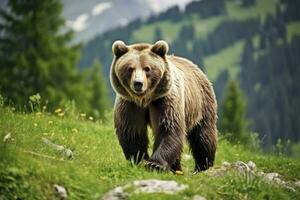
167 55 214 131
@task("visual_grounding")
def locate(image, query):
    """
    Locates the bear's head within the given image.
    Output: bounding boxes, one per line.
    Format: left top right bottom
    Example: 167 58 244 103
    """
110 40 172 107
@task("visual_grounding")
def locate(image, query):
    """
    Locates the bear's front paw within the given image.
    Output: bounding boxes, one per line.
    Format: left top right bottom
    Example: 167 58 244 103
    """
145 160 168 172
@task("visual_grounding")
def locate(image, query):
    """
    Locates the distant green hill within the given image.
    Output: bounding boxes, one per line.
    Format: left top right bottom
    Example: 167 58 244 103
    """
80 0 280 78
1 106 300 199
79 0 300 149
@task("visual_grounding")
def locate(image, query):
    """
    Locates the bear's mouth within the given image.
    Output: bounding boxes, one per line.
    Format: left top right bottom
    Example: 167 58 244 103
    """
131 84 147 96
133 90 146 96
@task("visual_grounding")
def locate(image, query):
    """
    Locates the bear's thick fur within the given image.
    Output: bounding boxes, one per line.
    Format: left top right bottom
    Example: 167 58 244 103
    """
110 40 217 173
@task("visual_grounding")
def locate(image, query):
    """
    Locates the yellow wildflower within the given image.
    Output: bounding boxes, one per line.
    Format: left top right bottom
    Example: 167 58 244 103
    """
175 170 184 175
58 112 64 117
71 128 78 133
54 108 62 113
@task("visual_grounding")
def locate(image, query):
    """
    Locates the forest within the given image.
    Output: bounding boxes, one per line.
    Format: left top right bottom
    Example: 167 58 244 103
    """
79 0 300 151
1 0 300 199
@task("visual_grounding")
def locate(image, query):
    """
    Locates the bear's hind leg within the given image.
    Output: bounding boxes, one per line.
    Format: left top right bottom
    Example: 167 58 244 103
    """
187 119 217 172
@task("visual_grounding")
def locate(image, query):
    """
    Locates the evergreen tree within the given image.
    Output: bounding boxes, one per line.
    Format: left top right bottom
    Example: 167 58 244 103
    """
178 25 195 41
240 37 254 95
153 27 163 42
241 0 256 7
282 0 300 22
219 80 249 144
259 30 267 49
214 69 229 102
0 0 86 109
85 60 110 119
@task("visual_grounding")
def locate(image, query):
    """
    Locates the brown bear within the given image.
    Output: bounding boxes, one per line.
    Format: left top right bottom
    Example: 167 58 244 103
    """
110 40 217 173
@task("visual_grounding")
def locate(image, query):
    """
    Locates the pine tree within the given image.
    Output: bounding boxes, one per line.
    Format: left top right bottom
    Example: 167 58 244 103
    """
85 60 110 119
219 80 249 144
240 37 254 95
0 0 86 108
153 27 163 42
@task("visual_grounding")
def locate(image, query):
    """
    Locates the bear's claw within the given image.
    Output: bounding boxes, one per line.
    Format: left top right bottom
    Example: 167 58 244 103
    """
145 161 167 172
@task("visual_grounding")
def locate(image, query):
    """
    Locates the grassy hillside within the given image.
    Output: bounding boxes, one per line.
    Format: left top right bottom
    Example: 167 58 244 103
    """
132 15 224 44
130 0 279 81
204 40 244 82
132 0 278 43
133 0 298 82
81 0 300 90
1 106 300 199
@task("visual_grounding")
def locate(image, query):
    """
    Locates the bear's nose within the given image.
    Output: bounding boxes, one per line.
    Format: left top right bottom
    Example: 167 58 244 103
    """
133 81 143 92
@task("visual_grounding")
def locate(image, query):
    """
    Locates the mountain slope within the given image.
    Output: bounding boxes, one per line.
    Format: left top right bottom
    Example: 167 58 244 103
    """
80 0 279 79
0 0 194 43
80 0 300 148
1 107 300 199
62 0 194 43
62 0 153 43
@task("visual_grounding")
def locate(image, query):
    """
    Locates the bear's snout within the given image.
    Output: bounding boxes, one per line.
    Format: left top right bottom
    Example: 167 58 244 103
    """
131 68 147 94
133 81 143 92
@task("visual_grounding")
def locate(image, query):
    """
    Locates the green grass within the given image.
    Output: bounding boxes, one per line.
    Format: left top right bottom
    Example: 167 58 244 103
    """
132 15 223 44
194 16 224 39
287 22 300 43
131 0 281 83
132 21 183 43
132 0 279 44
204 40 245 82
1 107 300 199
226 0 279 21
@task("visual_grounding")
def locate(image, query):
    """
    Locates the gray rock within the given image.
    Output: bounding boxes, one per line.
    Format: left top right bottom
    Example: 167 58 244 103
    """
295 180 300 187
285 186 296 192
222 161 231 167
53 184 67 199
102 186 128 200
101 179 188 199
234 161 251 174
261 172 295 192
42 137 74 159
263 172 280 182
257 171 265 177
247 161 257 171
205 167 227 177
273 177 286 185
133 179 188 194
192 195 207 200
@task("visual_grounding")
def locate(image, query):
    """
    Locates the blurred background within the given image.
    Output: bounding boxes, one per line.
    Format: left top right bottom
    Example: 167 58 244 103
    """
0 0 299 155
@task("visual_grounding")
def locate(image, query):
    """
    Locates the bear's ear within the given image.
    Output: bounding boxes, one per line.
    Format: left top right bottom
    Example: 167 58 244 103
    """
151 40 169 57
112 40 128 58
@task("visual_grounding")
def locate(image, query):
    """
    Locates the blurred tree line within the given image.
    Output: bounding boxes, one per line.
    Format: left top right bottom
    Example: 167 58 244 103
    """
0 0 109 119
79 0 300 149
220 80 249 145
239 2 300 147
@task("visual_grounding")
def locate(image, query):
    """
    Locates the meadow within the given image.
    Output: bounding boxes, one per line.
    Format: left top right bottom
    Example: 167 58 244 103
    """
1 104 299 199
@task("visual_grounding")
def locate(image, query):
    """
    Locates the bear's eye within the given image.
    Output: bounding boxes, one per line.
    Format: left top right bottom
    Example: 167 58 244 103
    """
127 66 134 73
144 66 150 72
